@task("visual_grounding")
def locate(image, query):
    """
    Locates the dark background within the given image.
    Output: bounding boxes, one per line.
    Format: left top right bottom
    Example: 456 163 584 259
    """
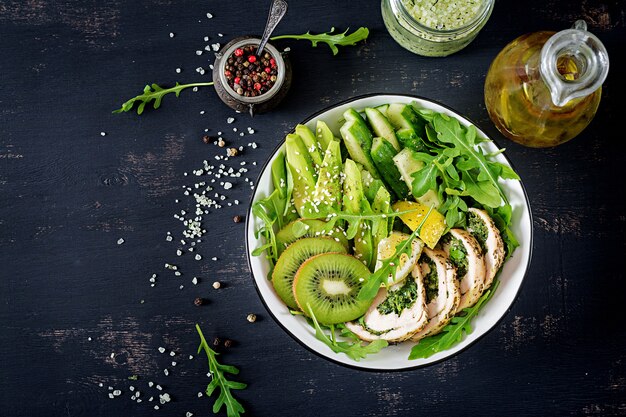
1 1 625 416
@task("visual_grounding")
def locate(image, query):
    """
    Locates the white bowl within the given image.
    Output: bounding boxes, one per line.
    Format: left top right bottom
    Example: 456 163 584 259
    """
245 94 533 370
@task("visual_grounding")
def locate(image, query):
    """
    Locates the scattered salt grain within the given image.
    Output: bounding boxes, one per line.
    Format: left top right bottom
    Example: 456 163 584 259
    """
204 36 209 41
192 277 198 285
117 238 124 245
196 50 203 55
195 254 202 260
206 12 213 18
158 347 166 353
113 390 121 396
227 117 235 124
169 32 175 38
100 131 106 136
163 369 169 376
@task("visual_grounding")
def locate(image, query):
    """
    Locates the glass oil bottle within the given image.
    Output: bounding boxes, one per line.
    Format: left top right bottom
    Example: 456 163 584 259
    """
484 20 609 148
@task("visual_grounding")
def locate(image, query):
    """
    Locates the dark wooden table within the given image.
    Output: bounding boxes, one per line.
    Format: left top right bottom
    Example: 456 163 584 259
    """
1 1 625 416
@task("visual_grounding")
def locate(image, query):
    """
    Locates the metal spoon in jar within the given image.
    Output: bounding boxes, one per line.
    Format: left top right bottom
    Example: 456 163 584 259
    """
256 0 288 58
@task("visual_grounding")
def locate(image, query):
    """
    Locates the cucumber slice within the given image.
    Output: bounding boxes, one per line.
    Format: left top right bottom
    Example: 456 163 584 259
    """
392 148 441 209
375 104 389 115
315 120 335 152
386 103 427 138
286 133 317 216
365 107 400 151
340 118 380 179
370 137 410 200
396 128 427 152
295 124 323 167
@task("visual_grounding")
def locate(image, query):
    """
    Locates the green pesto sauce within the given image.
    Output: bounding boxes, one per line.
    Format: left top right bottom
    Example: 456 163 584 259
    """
467 212 488 253
447 236 468 278
377 278 418 316
420 255 438 303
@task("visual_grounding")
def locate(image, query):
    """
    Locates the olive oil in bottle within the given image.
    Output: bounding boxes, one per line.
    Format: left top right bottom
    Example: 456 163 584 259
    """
484 21 609 148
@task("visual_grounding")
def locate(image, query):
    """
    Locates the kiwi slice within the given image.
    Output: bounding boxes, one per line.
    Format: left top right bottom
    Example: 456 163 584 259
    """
293 253 371 325
276 219 349 255
272 237 347 310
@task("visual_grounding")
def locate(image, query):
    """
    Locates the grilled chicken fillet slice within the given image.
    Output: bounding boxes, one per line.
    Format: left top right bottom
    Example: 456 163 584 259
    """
442 229 486 310
411 248 461 341
467 208 505 289
345 270 428 343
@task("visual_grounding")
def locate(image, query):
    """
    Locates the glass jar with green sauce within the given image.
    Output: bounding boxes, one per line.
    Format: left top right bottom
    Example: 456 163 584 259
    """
381 0 495 57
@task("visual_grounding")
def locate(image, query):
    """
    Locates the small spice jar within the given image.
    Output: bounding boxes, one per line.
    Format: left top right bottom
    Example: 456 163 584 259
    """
213 36 292 116
381 0 495 57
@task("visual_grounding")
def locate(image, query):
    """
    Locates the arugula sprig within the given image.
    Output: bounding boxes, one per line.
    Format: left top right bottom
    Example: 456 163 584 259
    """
271 27 369 55
409 108 520 255
408 280 500 359
196 324 247 417
114 82 214 115
306 304 387 361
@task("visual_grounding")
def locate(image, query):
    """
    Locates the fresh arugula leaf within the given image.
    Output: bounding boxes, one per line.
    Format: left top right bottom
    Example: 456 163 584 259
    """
271 27 369 55
196 324 247 417
306 304 388 361
408 280 500 360
114 82 214 114
432 113 509 207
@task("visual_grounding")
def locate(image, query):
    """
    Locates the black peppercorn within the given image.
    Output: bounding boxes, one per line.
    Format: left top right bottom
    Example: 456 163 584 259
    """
194 297 204 306
233 215 242 223
213 337 221 346
224 339 233 348
202 135 211 144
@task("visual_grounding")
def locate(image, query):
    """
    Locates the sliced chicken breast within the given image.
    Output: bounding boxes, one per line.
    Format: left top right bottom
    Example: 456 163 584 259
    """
442 229 486 310
345 270 428 343
467 208 505 289
411 248 461 341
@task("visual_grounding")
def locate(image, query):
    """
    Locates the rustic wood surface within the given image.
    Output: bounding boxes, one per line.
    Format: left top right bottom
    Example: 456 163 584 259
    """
1 1 625 416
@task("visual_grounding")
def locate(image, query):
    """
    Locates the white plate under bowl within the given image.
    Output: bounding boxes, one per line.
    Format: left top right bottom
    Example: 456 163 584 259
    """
245 94 533 371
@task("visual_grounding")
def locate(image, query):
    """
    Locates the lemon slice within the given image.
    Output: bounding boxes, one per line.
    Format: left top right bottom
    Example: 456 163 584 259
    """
375 231 424 285
392 201 446 249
